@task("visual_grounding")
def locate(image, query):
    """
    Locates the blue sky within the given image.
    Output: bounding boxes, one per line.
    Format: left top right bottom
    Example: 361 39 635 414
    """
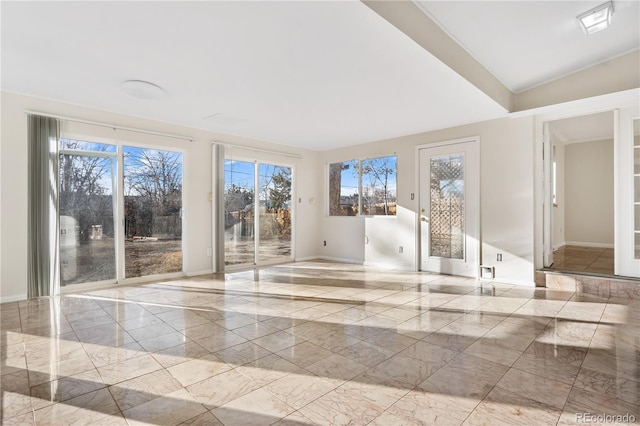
338 157 397 197
224 161 292 199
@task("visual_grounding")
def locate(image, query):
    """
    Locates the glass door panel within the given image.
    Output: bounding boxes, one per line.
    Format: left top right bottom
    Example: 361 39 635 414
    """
59 142 116 285
419 140 478 277
429 154 465 259
224 160 255 266
258 164 292 262
123 147 183 278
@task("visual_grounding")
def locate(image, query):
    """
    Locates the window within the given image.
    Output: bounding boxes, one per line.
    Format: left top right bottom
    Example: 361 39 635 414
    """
328 160 359 216
58 138 183 286
223 159 293 266
429 154 464 259
59 139 117 285
123 147 183 277
328 155 397 216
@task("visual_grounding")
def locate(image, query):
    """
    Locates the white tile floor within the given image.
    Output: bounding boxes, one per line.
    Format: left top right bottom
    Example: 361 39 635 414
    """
1 261 639 425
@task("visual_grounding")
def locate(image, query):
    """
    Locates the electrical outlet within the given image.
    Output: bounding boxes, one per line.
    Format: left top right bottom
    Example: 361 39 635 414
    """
497 253 503 261
323 240 326 246
398 246 403 253
206 248 212 256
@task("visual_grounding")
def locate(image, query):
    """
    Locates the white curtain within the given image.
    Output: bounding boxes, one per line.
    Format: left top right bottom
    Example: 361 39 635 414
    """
28 114 60 298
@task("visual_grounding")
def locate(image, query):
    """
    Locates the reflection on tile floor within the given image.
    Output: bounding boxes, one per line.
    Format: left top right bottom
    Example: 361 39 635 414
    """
549 245 614 276
2 261 639 425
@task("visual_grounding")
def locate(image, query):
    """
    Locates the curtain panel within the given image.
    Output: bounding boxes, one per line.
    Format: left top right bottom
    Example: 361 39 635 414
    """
28 114 60 298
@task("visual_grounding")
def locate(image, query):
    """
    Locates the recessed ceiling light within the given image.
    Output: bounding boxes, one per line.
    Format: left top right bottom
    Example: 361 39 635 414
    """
122 80 166 100
577 1 613 35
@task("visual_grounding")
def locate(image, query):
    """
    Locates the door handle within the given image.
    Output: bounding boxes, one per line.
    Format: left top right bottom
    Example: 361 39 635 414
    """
420 217 427 222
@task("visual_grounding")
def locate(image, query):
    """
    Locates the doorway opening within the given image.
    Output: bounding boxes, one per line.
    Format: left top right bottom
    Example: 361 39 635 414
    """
545 111 615 276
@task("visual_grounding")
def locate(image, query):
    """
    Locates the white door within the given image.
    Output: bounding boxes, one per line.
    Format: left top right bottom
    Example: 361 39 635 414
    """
616 107 640 277
419 140 479 277
542 122 554 268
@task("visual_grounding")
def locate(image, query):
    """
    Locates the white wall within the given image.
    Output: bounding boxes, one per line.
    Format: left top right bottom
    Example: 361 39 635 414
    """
0 92 320 302
0 92 543 299
318 116 536 285
552 136 566 248
565 139 614 247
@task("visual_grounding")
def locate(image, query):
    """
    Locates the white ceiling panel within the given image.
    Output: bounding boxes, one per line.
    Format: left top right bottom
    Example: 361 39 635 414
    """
415 1 640 92
1 1 508 150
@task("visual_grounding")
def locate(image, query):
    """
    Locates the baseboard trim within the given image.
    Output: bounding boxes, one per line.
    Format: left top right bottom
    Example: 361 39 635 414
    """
185 270 214 277
363 261 414 271
317 256 363 265
564 241 614 249
293 256 320 262
1 293 28 303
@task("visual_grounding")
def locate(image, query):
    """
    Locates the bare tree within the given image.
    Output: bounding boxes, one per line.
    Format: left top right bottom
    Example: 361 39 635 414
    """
124 149 182 215
328 163 343 216
124 148 183 238
59 141 113 241
59 141 109 195
361 156 396 215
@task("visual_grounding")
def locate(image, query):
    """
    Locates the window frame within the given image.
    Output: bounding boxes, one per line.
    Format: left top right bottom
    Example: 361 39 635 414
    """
220 150 297 270
327 154 397 218
57 132 186 292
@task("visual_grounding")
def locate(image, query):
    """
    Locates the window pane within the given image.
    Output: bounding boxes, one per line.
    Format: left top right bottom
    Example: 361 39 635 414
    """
60 138 117 153
329 160 359 216
361 156 397 216
259 164 292 262
430 154 464 259
123 147 183 277
59 154 116 285
224 160 255 265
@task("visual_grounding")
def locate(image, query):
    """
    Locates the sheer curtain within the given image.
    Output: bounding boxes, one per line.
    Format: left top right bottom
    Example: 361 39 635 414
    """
28 114 60 298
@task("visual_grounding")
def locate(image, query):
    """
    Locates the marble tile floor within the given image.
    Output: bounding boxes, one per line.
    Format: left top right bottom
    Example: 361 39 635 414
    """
1 260 639 425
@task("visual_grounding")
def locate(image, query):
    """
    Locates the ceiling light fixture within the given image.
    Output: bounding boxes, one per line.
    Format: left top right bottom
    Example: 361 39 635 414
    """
121 80 166 100
577 1 613 35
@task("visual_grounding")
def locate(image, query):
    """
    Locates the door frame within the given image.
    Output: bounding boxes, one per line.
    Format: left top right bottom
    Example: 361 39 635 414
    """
214 145 296 272
415 137 480 277
533 92 640 278
57 135 187 294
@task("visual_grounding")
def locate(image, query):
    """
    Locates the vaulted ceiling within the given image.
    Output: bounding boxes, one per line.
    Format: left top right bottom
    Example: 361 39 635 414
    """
2 1 638 150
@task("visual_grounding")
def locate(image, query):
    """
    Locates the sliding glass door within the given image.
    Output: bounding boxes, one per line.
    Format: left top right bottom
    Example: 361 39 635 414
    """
58 138 183 287
224 159 292 267
123 147 183 278
258 164 292 262
224 160 256 266
59 140 117 286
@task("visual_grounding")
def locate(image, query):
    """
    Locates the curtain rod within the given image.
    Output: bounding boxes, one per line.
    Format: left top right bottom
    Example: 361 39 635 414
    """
25 110 195 142
216 142 303 159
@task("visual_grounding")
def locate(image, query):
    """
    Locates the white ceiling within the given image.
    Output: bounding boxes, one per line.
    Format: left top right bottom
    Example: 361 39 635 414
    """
415 1 640 93
2 2 637 151
550 111 614 144
1 1 507 151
